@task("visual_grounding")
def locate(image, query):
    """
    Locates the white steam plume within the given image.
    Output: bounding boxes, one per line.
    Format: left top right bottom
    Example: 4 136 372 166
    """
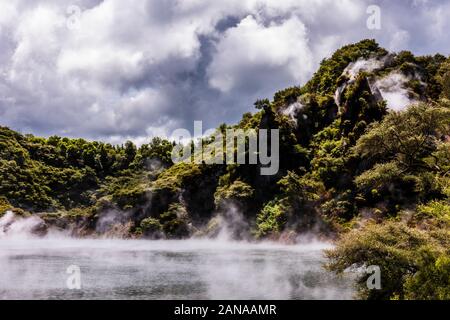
374 72 420 111
281 101 305 126
334 55 392 107
0 211 47 239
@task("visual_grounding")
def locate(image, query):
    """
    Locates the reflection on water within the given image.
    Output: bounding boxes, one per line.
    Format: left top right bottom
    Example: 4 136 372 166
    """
0 239 354 300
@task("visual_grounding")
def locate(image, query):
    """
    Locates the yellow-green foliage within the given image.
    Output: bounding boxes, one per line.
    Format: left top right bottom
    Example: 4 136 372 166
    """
61 207 95 219
427 142 450 173
236 111 263 130
355 162 405 191
326 221 450 300
0 196 11 215
140 217 163 233
310 135 347 187
417 200 450 226
305 39 387 95
0 125 175 211
353 104 450 169
138 203 190 238
133 137 174 168
159 203 190 237
100 172 151 210
255 199 289 238
278 171 325 203
436 59 450 100
404 254 450 300
214 180 254 206
152 163 201 192
320 190 357 220
439 175 450 198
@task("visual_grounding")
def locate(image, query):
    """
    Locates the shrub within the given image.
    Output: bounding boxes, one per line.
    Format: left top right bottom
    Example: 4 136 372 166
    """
325 221 450 300
355 162 413 194
100 173 151 210
255 199 289 238
140 217 163 234
152 163 201 192
159 203 191 238
0 196 11 215
214 180 254 206
353 104 450 170
403 252 450 299
416 200 450 226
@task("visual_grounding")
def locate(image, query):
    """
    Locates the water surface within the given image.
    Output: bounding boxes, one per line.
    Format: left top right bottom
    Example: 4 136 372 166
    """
0 239 354 300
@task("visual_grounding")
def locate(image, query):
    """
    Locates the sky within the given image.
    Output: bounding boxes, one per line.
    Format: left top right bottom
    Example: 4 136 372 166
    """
0 0 449 144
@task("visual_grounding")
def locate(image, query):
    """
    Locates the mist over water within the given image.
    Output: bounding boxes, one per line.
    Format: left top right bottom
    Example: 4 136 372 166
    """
0 237 354 300
0 211 355 300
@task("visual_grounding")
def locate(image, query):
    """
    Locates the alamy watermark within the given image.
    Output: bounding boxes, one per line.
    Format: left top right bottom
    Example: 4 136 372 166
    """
66 265 82 290
170 121 279 176
366 265 382 290
366 5 381 30
66 5 82 30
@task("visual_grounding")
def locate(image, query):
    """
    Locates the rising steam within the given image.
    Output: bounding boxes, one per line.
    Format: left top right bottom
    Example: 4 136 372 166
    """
282 101 305 126
334 54 422 111
0 204 354 299
374 72 420 111
334 56 391 107
0 237 354 300
0 211 47 239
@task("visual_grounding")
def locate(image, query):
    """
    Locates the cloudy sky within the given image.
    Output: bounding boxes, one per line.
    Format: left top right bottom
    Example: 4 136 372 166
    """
0 0 449 144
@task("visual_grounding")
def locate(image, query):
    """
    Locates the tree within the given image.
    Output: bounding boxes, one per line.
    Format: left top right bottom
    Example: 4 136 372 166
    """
254 98 270 110
123 141 137 168
436 59 450 100
353 103 450 171
325 221 450 300
137 137 174 168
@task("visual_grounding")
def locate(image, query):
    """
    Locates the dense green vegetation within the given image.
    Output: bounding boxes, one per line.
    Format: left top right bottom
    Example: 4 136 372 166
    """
325 221 450 300
1 39 449 299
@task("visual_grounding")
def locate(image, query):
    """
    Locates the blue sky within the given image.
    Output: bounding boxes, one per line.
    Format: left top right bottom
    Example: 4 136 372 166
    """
0 0 449 144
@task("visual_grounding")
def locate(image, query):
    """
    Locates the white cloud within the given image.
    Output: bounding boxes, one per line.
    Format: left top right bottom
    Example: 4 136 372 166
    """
425 2 450 43
389 30 411 52
207 15 314 93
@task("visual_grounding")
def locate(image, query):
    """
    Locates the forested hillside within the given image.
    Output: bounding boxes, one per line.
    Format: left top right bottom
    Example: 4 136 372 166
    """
1 39 450 299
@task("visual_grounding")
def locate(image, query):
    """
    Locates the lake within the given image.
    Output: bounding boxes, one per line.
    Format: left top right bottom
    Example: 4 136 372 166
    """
0 238 354 300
